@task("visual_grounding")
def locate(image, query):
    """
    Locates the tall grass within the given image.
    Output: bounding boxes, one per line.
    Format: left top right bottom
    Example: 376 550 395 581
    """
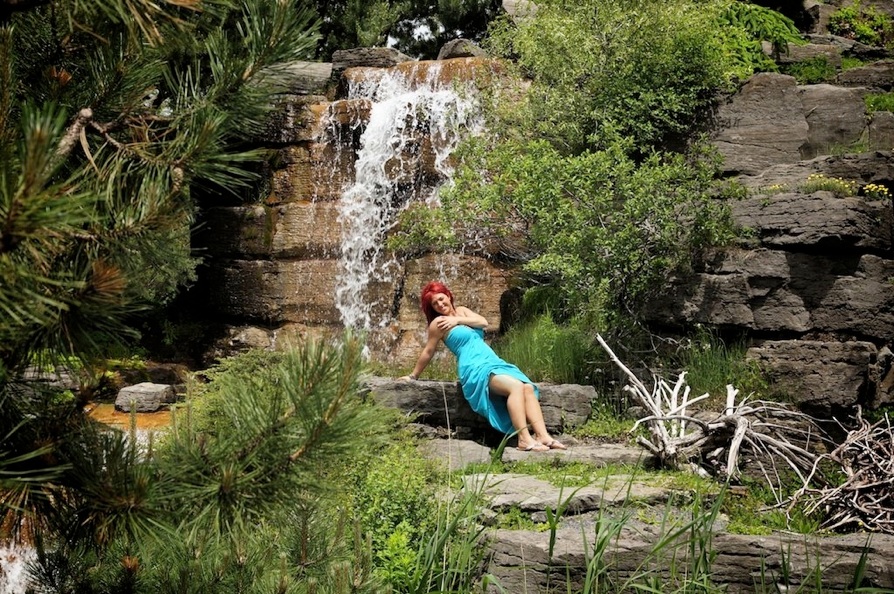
492 314 595 385
669 327 769 407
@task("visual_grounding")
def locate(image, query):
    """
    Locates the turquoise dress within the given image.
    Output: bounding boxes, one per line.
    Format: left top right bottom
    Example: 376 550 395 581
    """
443 325 541 435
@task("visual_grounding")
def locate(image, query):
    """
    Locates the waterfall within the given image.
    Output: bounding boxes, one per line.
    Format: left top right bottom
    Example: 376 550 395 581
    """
0 543 34 594
324 63 482 330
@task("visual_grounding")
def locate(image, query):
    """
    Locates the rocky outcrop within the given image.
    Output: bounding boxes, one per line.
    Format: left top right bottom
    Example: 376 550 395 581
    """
712 73 809 175
485 524 894 593
655 65 894 416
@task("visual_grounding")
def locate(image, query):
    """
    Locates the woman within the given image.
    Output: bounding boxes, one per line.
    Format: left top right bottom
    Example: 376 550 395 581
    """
400 281 566 452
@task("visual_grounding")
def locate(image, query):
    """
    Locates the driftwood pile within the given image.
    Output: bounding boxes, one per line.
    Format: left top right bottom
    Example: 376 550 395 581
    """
597 334 894 535
595 335 830 493
795 411 894 534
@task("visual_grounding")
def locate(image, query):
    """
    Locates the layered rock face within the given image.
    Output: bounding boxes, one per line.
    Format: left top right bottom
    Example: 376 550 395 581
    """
195 50 512 367
644 63 894 416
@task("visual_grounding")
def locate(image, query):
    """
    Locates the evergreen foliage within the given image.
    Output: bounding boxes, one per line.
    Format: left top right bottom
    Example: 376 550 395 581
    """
313 0 501 60
0 1 414 590
1 0 320 373
4 337 395 592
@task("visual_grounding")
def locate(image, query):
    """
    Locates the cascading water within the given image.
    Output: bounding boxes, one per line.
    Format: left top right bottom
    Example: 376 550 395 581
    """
324 62 483 330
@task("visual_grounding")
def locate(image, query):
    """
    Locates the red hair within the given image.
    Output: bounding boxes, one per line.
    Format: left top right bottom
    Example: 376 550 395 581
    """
420 281 454 324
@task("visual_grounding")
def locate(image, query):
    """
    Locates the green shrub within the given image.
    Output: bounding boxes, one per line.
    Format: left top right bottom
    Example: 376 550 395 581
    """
716 0 804 78
829 0 894 48
349 434 442 590
484 0 735 153
413 139 736 320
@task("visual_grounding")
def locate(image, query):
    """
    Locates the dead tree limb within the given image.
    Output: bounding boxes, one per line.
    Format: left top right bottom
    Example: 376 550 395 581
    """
791 409 894 534
596 333 830 493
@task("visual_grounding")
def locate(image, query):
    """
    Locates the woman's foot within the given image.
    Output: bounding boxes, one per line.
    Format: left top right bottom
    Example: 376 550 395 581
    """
543 439 567 450
517 441 549 452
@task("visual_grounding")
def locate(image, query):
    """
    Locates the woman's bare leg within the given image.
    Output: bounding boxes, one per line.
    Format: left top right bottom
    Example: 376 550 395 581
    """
489 374 547 450
521 383 551 443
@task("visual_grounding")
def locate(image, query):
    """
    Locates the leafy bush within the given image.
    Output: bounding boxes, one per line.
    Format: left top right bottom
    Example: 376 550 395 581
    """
715 0 804 79
400 138 736 320
484 0 735 153
829 0 894 48
349 434 441 588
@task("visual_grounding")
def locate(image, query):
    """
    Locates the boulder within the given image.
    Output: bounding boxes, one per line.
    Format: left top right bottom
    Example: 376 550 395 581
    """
361 377 594 435
835 59 894 90
645 249 894 341
805 33 890 61
115 382 175 413
797 84 867 158
764 40 842 67
868 110 894 150
746 340 878 414
484 528 894 593
280 61 333 95
730 192 892 251
331 47 412 80
437 39 487 60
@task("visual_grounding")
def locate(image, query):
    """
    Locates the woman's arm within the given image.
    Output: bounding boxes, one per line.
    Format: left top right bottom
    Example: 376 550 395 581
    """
433 306 488 333
399 322 444 380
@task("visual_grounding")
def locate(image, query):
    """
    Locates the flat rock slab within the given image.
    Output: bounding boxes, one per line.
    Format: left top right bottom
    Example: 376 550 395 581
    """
502 442 653 467
485 525 894 593
463 473 671 516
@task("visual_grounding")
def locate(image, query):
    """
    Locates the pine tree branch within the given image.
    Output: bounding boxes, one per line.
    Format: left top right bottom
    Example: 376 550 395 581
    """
56 108 93 160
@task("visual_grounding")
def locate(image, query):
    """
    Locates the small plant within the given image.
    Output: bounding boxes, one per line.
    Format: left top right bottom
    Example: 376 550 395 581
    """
799 173 858 197
782 56 837 84
757 183 789 196
867 91 894 113
841 56 865 71
573 404 638 441
862 182 891 200
829 0 894 48
829 139 869 156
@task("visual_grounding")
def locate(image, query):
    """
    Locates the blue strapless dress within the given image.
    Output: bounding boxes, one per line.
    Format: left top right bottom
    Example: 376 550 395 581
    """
443 325 540 435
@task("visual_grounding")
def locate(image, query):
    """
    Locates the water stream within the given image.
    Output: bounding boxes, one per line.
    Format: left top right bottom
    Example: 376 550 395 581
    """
324 63 482 330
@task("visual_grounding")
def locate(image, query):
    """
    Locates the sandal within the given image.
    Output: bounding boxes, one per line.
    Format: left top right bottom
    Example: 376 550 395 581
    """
518 441 549 452
544 439 567 450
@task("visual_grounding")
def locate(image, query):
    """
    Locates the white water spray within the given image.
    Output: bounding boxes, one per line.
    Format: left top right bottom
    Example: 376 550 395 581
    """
325 63 482 330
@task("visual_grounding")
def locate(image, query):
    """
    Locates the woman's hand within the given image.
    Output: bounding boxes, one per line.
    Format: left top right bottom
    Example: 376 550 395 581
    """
435 316 459 332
